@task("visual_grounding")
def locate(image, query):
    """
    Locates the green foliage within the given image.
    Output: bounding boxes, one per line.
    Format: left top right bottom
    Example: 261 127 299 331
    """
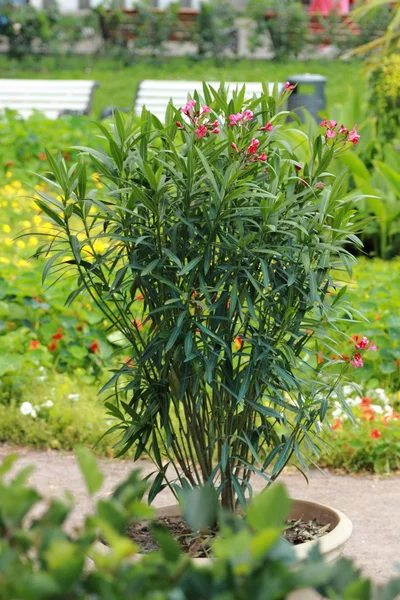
344 0 400 69
328 258 400 391
0 451 396 599
369 54 400 140
36 84 365 510
0 2 56 59
195 0 238 62
132 0 181 58
247 0 308 59
330 89 400 258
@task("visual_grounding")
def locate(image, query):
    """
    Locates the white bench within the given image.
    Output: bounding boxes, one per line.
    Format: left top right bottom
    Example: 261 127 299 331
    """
0 79 98 119
132 80 284 122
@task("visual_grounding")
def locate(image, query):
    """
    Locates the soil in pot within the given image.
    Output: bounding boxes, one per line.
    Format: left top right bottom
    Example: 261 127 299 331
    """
126 515 332 558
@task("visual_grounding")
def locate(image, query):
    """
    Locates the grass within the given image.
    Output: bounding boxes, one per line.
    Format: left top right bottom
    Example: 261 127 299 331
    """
0 56 365 118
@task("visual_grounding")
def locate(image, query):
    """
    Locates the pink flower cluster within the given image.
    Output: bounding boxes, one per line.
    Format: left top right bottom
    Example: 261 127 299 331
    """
178 101 220 139
351 336 377 369
320 119 360 145
228 109 255 126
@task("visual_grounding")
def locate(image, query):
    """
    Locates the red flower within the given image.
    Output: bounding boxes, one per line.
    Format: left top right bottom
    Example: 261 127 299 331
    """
29 340 40 350
370 428 381 440
5 161 14 169
134 318 143 331
360 396 372 408
234 335 243 350
332 417 342 430
48 341 57 352
362 407 374 421
52 331 63 341
89 341 99 353
135 294 144 301
317 351 324 364
38 153 46 161
124 357 135 368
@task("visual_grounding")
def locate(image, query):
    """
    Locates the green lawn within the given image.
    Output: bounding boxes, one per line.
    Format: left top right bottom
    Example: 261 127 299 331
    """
0 56 365 118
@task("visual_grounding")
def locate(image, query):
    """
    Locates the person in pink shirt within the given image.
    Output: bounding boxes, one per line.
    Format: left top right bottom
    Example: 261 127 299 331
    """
309 0 350 15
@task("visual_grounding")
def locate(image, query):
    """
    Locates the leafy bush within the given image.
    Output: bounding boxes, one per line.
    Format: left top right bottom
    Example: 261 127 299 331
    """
1 450 398 600
36 84 370 510
369 54 400 140
247 0 308 59
329 90 400 258
195 0 238 62
0 2 57 59
326 258 400 391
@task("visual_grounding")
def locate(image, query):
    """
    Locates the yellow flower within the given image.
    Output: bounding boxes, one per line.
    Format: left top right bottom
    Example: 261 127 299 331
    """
91 172 100 183
16 240 26 249
4 238 13 246
5 172 12 179
11 181 22 188
95 183 103 189
21 220 31 229
16 259 30 268
0 257 10 264
29 236 38 247
33 215 42 225
2 224 11 233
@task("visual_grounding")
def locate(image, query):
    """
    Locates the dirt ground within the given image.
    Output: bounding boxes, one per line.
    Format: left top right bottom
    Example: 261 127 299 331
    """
1 444 398 585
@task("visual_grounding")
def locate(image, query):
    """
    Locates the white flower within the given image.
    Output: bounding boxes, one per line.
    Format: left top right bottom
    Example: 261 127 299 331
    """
20 402 37 418
342 385 355 398
369 388 390 405
41 400 54 409
384 406 394 417
371 404 384 414
346 395 362 407
68 393 80 401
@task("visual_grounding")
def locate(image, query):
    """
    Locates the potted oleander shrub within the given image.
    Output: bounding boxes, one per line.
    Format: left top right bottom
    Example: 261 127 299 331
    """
35 84 373 559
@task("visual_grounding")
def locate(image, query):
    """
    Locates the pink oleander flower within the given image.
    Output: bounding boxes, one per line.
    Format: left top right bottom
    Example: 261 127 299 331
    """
247 138 260 154
284 81 295 91
211 127 220 134
195 124 208 139
320 119 328 127
175 121 184 129
211 120 219 127
329 120 338 128
315 182 324 189
259 121 273 131
326 130 336 139
355 336 369 350
348 125 360 145
202 105 211 114
181 100 196 115
229 113 243 126
351 353 364 368
369 343 378 352
339 124 348 134
257 152 267 162
243 109 254 121
231 142 239 152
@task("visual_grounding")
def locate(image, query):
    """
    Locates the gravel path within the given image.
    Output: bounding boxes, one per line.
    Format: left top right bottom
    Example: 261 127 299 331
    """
1 444 398 585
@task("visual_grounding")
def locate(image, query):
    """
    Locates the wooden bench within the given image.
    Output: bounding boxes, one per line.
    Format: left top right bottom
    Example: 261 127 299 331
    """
0 79 98 119
128 80 283 122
